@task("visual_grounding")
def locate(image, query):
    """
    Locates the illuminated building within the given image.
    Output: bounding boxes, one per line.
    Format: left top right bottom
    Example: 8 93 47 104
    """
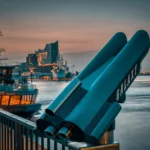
35 41 59 66
21 41 61 73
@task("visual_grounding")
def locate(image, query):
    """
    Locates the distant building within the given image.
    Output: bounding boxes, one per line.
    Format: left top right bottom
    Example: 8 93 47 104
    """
21 41 61 73
35 41 59 66
26 54 38 68
50 41 59 63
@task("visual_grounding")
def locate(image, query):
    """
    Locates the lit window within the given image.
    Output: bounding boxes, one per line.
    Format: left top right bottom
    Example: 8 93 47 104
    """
10 96 21 105
1 96 10 105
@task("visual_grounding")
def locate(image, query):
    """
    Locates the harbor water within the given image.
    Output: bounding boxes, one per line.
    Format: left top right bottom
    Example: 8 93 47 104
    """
33 76 150 150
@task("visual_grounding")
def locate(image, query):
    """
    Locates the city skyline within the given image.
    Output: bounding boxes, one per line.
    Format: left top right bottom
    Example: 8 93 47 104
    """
0 0 150 66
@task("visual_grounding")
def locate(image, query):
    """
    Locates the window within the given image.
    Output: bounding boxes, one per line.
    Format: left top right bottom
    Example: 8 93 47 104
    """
1 96 10 105
10 96 21 105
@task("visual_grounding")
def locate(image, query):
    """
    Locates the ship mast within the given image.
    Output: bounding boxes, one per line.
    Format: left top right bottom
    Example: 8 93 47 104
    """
0 31 8 65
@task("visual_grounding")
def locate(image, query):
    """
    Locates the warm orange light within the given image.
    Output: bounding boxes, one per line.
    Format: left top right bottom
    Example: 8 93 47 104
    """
30 69 34 73
1 96 10 105
10 96 21 105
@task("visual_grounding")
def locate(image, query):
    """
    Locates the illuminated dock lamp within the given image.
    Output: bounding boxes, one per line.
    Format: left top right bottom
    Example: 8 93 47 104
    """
30 69 34 83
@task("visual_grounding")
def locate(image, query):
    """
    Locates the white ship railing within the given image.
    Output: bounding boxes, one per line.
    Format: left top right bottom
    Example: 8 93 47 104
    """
0 83 37 92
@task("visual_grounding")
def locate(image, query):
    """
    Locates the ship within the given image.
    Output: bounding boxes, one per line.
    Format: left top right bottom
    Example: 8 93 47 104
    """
51 54 74 81
0 31 41 118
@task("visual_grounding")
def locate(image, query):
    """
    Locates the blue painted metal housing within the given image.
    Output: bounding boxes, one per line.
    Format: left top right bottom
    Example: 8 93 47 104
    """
35 32 127 138
36 30 150 144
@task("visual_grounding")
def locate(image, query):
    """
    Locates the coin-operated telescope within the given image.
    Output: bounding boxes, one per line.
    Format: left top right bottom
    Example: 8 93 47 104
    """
35 30 150 145
56 30 150 144
35 32 127 137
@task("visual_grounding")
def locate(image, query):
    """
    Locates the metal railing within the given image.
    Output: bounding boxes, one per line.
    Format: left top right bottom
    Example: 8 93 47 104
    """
0 83 37 92
0 110 77 150
0 110 119 150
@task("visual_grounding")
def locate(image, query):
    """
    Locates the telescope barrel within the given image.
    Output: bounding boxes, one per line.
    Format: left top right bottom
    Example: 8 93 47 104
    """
35 32 127 137
78 32 127 80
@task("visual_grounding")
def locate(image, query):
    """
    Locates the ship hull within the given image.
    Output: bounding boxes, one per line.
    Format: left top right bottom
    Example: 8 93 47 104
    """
0 103 41 119
0 89 41 119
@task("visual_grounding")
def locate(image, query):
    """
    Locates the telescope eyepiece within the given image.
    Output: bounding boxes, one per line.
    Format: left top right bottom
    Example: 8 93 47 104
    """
44 125 57 138
57 125 74 141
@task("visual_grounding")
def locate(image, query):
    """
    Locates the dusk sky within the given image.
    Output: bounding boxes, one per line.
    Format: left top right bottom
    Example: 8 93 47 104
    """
0 0 150 63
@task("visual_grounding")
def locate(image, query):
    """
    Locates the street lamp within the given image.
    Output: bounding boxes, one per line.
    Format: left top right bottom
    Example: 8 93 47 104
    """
30 69 34 83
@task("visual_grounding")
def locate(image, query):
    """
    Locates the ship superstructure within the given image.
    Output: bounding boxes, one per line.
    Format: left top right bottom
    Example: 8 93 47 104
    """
51 54 73 81
0 31 41 118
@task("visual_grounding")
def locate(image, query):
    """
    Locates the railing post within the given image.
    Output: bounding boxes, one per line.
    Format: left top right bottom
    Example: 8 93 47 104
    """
16 124 23 150
0 121 2 150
